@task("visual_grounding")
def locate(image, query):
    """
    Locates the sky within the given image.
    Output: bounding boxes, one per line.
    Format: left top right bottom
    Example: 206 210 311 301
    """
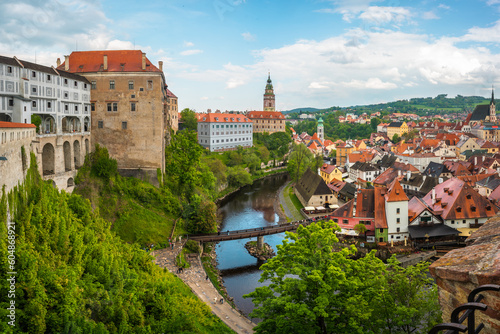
2 0 500 112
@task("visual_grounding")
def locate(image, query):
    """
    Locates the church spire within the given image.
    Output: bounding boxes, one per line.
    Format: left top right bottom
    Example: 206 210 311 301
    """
264 72 275 111
491 86 495 105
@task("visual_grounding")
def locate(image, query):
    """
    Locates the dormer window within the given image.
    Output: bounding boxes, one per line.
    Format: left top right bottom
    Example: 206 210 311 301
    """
466 194 472 199
203 117 206 121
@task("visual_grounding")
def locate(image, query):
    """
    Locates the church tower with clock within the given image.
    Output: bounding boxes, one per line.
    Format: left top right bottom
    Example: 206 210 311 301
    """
263 73 275 111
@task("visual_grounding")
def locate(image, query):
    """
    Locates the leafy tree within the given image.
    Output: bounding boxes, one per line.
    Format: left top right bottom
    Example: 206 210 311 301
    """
245 220 441 334
354 223 367 240
392 133 401 144
371 117 381 131
31 114 42 133
227 166 252 188
180 108 198 131
287 143 313 183
89 144 118 180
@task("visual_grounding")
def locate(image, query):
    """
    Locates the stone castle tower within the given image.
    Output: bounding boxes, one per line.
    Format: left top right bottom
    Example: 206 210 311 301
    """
489 87 496 122
263 73 275 111
317 117 324 141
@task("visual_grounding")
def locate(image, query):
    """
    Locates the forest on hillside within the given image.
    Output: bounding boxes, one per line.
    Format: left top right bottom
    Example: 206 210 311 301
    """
0 155 232 333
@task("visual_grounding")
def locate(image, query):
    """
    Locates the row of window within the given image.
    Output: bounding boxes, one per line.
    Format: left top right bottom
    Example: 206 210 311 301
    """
0 129 35 144
209 124 251 128
208 138 251 144
97 120 127 130
6 98 89 113
92 80 153 91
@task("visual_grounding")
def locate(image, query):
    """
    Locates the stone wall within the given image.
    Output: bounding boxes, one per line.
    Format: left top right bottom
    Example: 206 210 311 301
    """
430 216 500 333
0 127 36 192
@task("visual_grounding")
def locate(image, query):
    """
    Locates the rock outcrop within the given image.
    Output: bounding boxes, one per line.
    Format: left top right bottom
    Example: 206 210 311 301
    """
430 217 500 333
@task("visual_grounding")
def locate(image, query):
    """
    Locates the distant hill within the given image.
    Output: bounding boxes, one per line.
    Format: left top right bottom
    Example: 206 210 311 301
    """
281 107 321 114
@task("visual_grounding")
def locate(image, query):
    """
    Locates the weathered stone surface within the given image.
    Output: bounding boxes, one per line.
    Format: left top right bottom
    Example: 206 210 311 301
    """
430 217 500 334
245 241 275 261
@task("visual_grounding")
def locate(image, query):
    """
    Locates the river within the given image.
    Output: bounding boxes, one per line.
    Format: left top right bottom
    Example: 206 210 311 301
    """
215 173 289 317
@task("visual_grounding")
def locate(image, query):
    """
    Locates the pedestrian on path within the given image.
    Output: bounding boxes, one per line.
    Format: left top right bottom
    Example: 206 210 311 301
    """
214 297 217 304
205 275 209 280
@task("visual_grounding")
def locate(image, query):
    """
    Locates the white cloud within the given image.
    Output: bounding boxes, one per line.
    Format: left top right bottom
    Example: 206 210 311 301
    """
183 41 194 47
242 32 256 41
309 82 331 89
422 11 439 20
318 0 383 22
359 6 412 24
455 20 500 43
342 78 397 89
438 4 450 10
180 49 203 56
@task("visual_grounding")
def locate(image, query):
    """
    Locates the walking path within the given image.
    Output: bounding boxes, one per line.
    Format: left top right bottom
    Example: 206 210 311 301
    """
278 181 305 221
152 245 255 334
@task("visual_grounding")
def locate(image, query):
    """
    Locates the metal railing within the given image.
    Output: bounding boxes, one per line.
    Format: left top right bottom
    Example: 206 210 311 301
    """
429 284 500 334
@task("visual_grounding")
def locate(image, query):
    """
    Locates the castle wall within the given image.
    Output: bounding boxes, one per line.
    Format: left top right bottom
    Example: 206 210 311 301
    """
430 217 500 333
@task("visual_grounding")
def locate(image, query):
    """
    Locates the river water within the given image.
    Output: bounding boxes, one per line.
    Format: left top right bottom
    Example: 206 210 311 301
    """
215 173 289 317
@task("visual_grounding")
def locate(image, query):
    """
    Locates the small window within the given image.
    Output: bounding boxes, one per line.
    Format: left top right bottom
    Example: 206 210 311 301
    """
131 102 136 112
113 102 117 112
140 87 144 91
64 92 68 99
74 81 78 87
7 66 12 74
8 99 13 107
396 208 400 214
147 80 153 90
122 122 127 130
91 81 97 89
47 74 51 81
32 101 36 108
84 83 87 89
109 80 115 90
65 104 68 111
32 71 36 78
107 103 112 112
396 218 400 223
64 78 68 85
128 81 134 90
91 103 95 111
47 101 52 108
75 105 78 112
343 219 348 224
396 227 400 232
98 121 103 128
32 86 37 93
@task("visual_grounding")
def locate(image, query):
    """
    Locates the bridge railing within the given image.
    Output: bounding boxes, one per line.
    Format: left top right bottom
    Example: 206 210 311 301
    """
429 284 500 334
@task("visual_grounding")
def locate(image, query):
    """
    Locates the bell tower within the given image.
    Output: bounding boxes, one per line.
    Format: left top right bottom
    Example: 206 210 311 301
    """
263 73 275 111
489 86 496 122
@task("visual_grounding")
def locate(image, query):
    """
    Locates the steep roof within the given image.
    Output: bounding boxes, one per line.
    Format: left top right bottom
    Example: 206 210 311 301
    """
377 154 398 169
423 161 450 178
408 196 429 223
422 178 498 220
295 168 333 203
166 89 177 98
470 104 491 122
388 122 404 127
321 163 337 174
57 50 162 73
374 187 388 228
386 178 409 202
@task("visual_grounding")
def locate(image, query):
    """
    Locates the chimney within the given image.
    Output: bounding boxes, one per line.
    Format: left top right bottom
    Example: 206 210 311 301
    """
56 58 61 67
432 188 436 205
158 61 163 71
406 171 411 181
142 52 146 70
398 170 401 177
64 55 69 71
318 168 321 176
475 156 477 165
103 55 108 70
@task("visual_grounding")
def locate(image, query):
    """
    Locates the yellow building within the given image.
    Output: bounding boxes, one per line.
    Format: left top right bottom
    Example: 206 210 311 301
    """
320 163 343 183
387 121 408 139
336 142 354 167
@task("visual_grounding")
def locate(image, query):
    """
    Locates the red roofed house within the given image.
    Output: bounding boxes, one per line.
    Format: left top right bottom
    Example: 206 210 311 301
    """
384 178 410 241
247 111 286 134
197 113 253 152
320 163 342 183
58 50 168 185
422 178 498 231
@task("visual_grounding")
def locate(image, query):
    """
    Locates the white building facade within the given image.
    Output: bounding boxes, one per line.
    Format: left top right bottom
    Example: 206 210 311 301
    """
197 113 253 152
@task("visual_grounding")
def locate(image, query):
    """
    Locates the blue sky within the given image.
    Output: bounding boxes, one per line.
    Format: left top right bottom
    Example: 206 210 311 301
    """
2 0 500 112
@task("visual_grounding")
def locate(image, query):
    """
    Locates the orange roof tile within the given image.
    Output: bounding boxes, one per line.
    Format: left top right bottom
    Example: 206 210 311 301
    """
197 113 251 123
385 179 409 202
0 121 36 128
247 111 285 119
58 50 161 73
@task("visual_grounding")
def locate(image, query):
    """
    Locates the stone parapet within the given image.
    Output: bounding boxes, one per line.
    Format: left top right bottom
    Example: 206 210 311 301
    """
430 216 500 333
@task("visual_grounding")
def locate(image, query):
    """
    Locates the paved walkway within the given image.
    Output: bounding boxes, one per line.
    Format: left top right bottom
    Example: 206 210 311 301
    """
278 181 305 221
152 245 255 334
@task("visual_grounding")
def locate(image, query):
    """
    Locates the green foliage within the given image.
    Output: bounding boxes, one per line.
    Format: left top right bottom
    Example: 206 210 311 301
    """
180 108 198 131
0 157 231 333
89 144 118 180
253 132 292 159
227 166 253 188
244 220 441 334
185 240 201 254
371 117 381 130
182 194 217 234
353 223 367 238
287 143 314 183
30 114 41 133
392 133 401 143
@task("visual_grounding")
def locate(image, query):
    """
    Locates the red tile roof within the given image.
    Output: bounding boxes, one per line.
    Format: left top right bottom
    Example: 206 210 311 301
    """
57 50 161 73
166 89 177 98
321 164 337 174
385 178 409 202
247 111 285 119
197 113 251 123
374 187 388 228
0 121 36 128
422 178 498 220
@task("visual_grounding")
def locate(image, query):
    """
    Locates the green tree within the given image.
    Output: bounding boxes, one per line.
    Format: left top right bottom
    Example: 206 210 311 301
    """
31 114 42 133
227 166 253 188
287 143 313 183
354 223 367 240
180 108 198 131
392 133 401 144
371 117 381 131
244 220 441 334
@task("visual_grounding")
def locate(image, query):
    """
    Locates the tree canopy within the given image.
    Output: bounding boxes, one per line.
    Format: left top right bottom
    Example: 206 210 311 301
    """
244 220 441 334
180 108 198 131
287 143 314 183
